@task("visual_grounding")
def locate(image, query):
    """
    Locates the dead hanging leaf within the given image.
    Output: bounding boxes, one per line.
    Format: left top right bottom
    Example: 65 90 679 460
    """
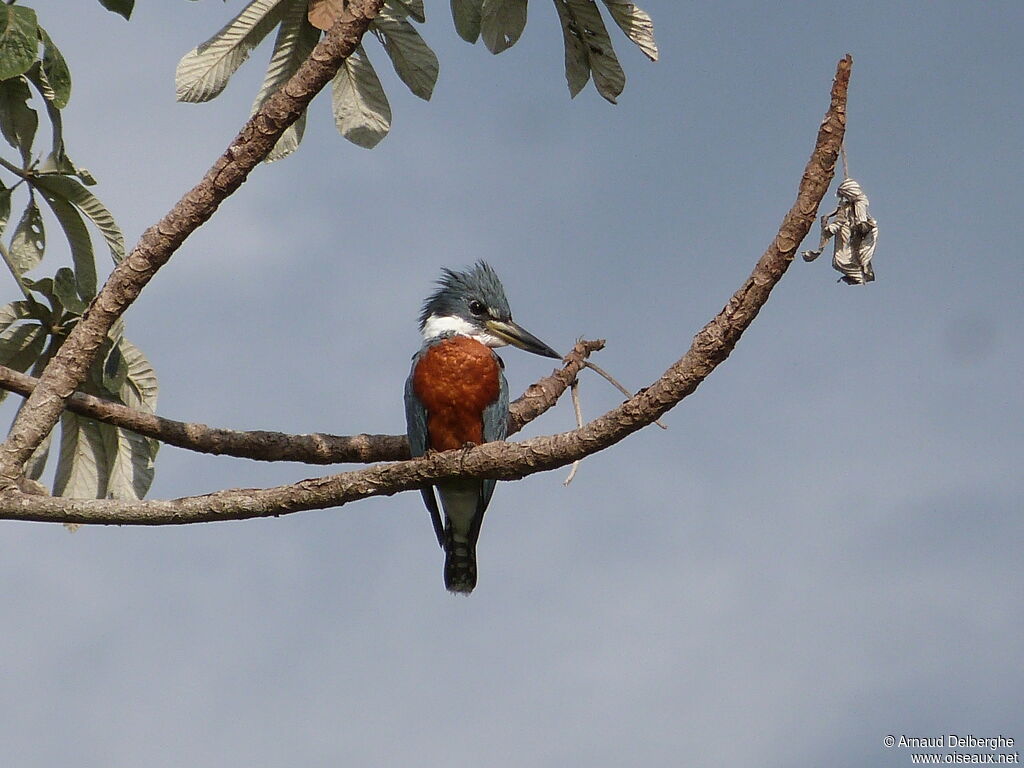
308 0 346 31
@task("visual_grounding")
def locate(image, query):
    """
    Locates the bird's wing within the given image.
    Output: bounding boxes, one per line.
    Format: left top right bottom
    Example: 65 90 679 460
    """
478 354 510 515
405 349 445 548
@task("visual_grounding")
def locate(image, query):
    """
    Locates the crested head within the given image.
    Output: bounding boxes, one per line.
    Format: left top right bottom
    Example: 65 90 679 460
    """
419 261 513 345
417 261 562 358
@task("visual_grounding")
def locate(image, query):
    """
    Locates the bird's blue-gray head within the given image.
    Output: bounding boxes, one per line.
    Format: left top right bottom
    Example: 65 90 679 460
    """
419 261 561 359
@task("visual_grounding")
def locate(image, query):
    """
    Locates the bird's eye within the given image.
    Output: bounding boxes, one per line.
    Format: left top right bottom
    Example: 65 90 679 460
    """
468 300 486 316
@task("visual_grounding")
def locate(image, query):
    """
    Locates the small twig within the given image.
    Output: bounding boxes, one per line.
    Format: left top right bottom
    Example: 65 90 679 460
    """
563 379 584 486
583 360 668 429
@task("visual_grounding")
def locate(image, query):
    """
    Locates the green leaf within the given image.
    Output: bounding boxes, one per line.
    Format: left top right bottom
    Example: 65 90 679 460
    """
480 0 527 54
0 300 35 335
96 0 135 21
100 338 159 500
52 334 160 499
176 0 291 103
24 60 75 174
0 76 38 165
450 0 483 43
95 334 126 396
392 0 426 24
31 174 124 263
553 0 590 97
23 276 62 316
0 320 45 367
601 0 658 61
0 6 38 81
0 297 50 330
0 321 45 403
250 0 320 163
0 185 11 238
554 0 625 103
52 266 87 315
9 197 45 277
332 44 391 149
372 7 439 101
22 63 73 174
39 189 97 301
37 27 71 108
53 411 108 498
102 422 157 500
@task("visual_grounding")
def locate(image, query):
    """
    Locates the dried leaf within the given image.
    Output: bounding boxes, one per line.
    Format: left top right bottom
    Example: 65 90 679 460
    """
308 0 345 31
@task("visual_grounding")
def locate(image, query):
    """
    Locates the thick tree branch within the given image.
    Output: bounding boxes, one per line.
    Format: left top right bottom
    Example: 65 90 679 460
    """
0 55 851 525
0 340 602 464
0 0 387 491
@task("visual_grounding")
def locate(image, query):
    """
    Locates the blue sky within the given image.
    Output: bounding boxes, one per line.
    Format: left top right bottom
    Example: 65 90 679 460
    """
1 2 1021 766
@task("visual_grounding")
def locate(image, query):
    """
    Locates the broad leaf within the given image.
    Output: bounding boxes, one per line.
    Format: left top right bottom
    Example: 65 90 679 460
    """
31 174 124 263
52 267 87 316
450 0 484 43
0 185 11 238
176 0 290 103
96 0 135 21
480 0 527 55
51 334 160 499
38 27 71 108
553 0 590 97
9 197 45 277
332 44 391 149
554 0 625 103
53 411 108 499
0 76 38 165
103 338 159 499
116 338 159 413
251 0 320 162
0 6 38 81
23 62 74 175
0 320 45 366
601 1 658 61
39 190 97 301
102 421 157 500
372 8 438 100
100 337 127 397
390 0 426 24
0 322 46 404
0 300 35 334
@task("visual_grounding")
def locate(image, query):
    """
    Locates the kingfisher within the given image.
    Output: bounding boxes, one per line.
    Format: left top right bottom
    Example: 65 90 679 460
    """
405 261 561 594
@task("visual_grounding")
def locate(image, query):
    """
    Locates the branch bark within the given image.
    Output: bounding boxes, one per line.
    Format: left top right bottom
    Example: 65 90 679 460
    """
0 340 603 464
0 0 387 491
0 55 851 525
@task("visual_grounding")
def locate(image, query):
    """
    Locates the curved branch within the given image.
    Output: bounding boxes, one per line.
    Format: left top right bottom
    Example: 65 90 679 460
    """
0 1 387 490
0 55 851 525
0 340 603 464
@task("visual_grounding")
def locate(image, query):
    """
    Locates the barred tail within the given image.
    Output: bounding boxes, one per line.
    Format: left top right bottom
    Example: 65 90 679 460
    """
444 540 477 594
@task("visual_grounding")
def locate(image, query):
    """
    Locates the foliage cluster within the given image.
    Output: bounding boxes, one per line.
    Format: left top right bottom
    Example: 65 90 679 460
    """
0 0 655 500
